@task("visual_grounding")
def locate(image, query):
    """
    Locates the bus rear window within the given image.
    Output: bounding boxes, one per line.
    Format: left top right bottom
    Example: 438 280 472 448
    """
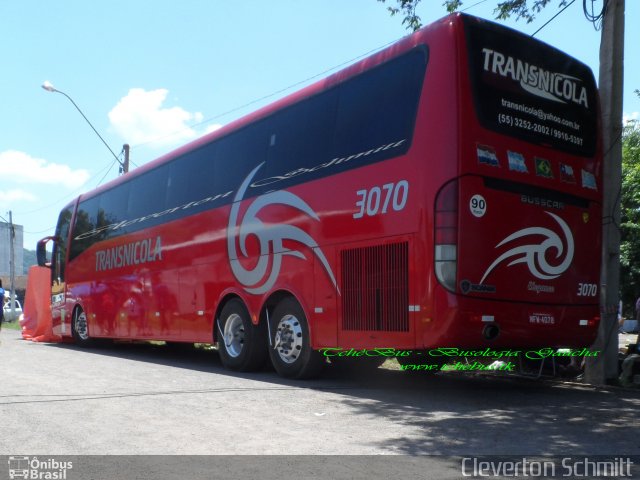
463 16 597 157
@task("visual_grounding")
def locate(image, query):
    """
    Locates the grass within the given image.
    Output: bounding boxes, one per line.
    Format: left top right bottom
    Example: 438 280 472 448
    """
1 321 22 331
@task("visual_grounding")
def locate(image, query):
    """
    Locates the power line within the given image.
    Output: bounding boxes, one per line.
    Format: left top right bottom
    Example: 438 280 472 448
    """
23 226 56 235
531 0 576 37
461 0 489 12
95 158 121 188
583 0 608 30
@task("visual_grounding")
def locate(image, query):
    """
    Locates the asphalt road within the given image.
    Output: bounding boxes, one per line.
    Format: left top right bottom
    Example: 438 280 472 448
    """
1 327 640 477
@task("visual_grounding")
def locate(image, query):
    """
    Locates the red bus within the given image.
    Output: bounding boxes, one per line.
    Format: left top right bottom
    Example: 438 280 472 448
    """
38 13 601 378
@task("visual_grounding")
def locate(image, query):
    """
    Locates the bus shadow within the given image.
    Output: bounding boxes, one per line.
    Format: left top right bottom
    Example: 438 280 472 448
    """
323 371 640 455
45 340 640 456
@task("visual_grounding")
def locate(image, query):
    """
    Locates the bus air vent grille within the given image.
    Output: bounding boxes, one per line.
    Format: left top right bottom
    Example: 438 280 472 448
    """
341 241 409 332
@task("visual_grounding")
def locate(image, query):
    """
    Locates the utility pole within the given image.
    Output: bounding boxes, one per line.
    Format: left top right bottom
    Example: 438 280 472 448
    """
8 210 15 322
585 0 625 385
123 144 130 174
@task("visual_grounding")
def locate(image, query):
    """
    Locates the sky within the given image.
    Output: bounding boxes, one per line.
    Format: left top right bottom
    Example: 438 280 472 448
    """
1 0 638 250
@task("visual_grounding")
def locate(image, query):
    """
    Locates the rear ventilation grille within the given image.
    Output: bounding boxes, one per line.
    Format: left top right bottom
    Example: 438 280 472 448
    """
341 242 409 331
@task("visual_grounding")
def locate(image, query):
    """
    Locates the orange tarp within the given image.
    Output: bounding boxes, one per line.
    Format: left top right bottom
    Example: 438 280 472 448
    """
20 266 61 343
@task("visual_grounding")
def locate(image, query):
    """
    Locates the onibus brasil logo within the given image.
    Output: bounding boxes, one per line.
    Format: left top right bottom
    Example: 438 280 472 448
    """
479 211 574 284
8 456 73 479
227 163 339 295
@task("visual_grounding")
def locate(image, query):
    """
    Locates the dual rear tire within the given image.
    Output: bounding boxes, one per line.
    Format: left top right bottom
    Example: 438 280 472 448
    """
217 297 323 379
268 297 324 379
217 298 268 372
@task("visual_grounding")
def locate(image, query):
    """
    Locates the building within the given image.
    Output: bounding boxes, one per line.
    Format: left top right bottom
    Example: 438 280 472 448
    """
0 221 24 276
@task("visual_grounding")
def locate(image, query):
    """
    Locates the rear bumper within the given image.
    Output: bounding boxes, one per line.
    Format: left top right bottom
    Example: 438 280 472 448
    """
423 291 599 350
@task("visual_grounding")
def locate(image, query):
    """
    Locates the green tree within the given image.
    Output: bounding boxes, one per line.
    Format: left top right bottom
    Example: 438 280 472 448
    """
377 0 571 31
620 122 640 317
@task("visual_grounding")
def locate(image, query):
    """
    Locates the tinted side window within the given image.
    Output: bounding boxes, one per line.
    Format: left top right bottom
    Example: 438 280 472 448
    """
99 182 130 232
215 122 269 195
128 165 169 219
167 142 217 208
247 48 427 194
264 90 337 178
69 195 100 261
333 48 426 160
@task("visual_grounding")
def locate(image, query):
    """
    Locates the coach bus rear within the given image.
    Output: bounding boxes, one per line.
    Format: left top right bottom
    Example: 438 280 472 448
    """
428 14 602 349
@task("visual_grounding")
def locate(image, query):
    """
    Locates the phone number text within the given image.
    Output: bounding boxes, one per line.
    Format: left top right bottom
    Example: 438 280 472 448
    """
498 113 584 147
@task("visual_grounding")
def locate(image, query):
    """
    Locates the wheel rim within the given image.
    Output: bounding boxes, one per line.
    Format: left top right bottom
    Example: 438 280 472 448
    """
223 313 245 358
273 314 303 364
75 311 89 340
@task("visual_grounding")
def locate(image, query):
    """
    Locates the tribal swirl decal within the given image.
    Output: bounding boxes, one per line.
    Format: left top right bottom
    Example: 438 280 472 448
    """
227 163 339 295
479 211 574 284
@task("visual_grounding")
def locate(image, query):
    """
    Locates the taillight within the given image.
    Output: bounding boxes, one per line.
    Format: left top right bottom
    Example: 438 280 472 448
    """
435 180 458 292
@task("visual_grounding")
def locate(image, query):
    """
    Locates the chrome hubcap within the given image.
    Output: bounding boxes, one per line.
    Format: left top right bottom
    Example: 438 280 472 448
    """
223 313 245 358
273 314 303 364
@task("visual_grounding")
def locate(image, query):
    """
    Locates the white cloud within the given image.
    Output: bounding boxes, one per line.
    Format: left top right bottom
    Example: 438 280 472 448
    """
0 150 90 189
0 189 37 203
109 88 217 148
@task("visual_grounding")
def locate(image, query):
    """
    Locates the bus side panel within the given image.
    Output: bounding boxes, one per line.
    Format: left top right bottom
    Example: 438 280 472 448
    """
409 17 461 349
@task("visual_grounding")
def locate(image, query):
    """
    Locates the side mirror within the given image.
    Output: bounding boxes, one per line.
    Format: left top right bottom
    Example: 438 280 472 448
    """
37 236 55 267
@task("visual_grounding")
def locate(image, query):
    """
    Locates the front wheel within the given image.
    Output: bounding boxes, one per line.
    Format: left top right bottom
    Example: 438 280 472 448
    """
217 298 267 371
268 298 323 379
72 307 94 347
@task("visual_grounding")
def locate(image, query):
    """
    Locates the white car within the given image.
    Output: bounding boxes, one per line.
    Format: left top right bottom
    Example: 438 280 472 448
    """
2 297 23 322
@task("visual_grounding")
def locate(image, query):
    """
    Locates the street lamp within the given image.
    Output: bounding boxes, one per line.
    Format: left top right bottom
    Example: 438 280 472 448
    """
41 81 129 174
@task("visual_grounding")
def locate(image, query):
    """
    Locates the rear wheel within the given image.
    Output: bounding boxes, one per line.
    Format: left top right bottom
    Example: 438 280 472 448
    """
269 297 323 379
217 298 267 371
72 307 94 347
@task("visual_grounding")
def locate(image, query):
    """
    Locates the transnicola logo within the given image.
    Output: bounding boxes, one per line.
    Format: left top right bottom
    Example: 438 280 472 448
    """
481 47 589 108
479 211 574 284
